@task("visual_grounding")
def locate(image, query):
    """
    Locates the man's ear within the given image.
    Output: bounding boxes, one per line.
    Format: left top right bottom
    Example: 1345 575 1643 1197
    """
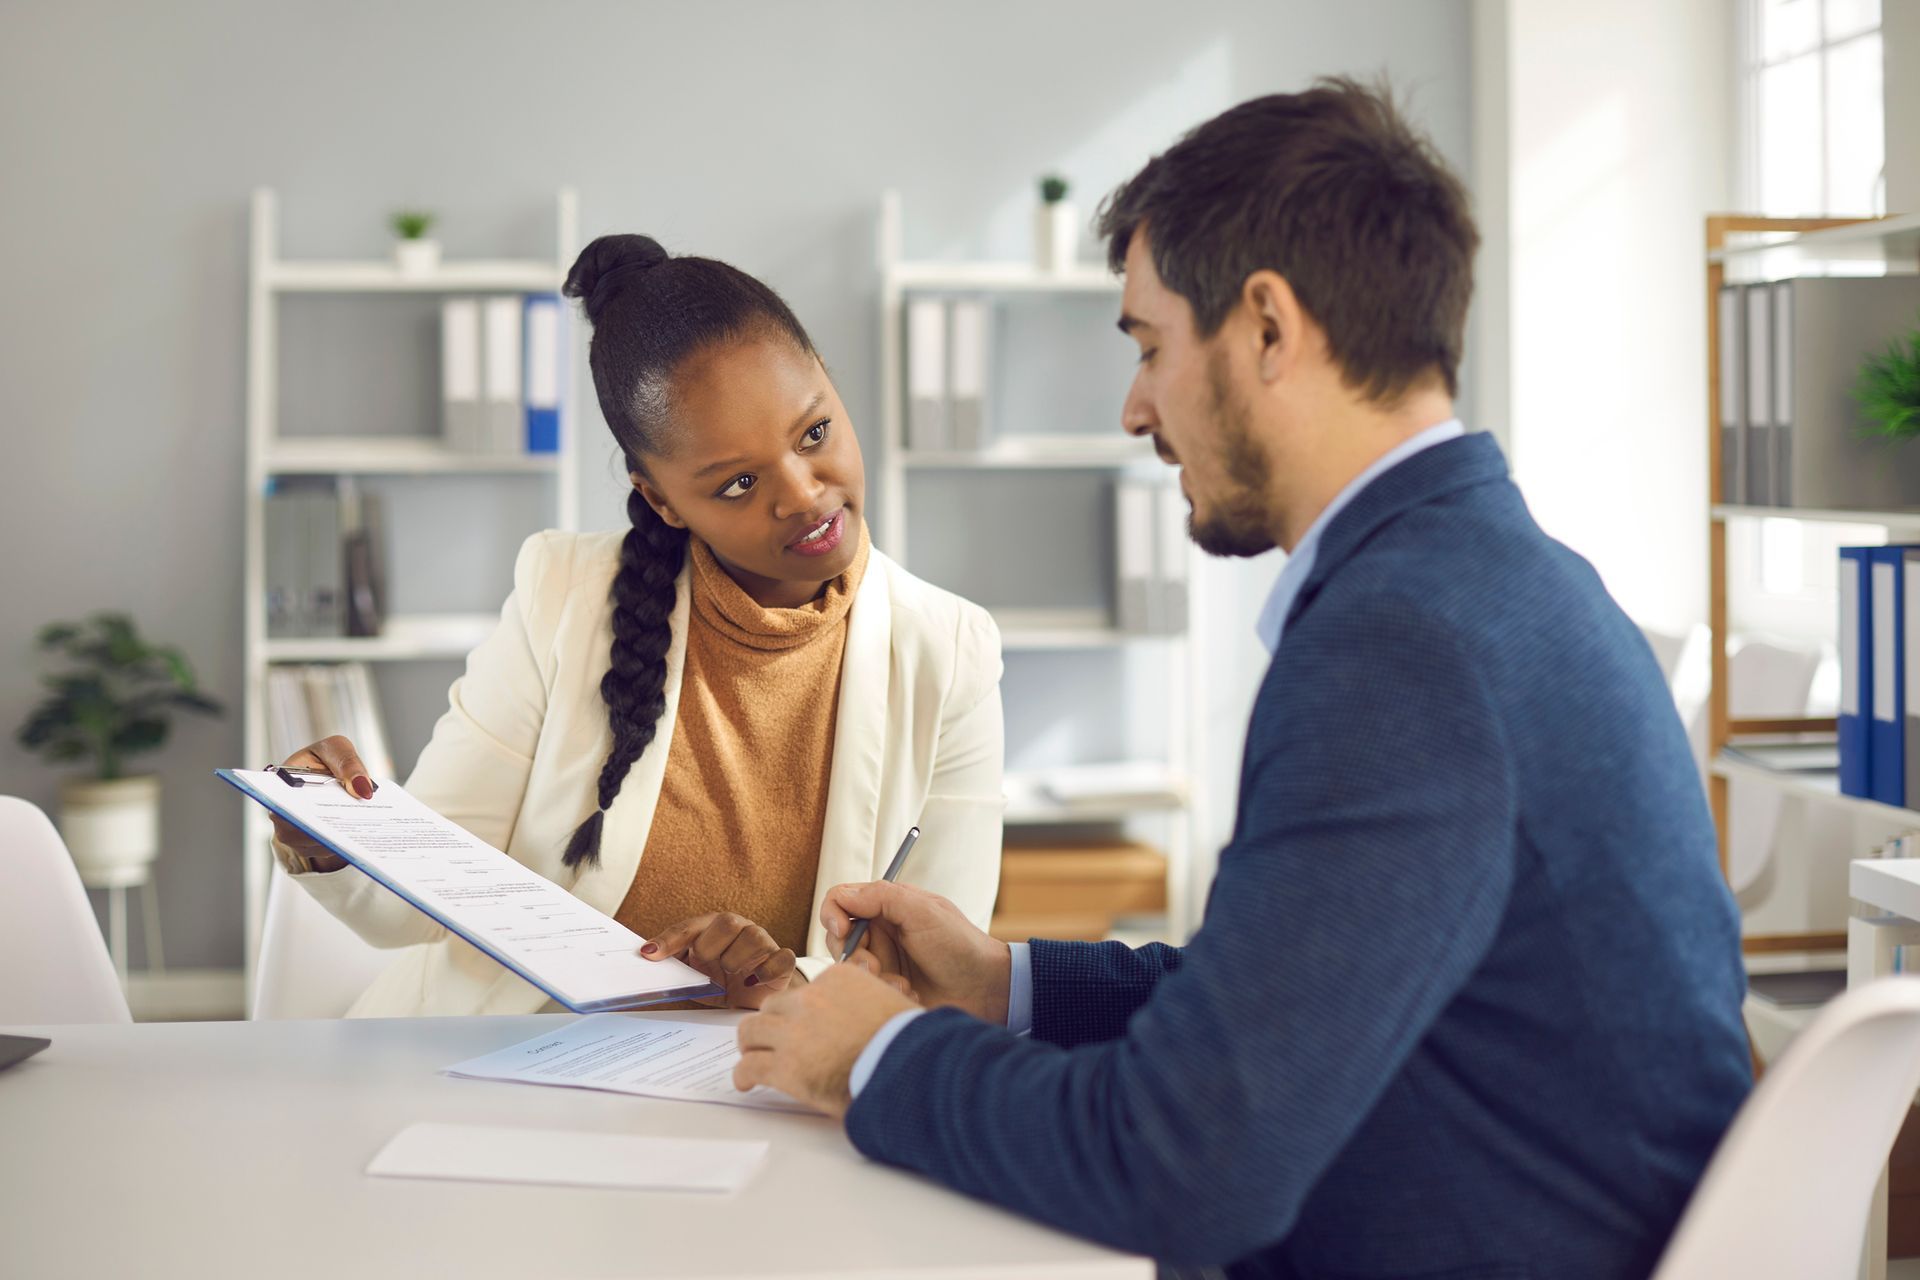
631 473 687 530
1242 270 1306 385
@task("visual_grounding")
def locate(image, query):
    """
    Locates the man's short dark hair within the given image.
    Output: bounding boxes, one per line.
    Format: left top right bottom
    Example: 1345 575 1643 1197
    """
1097 77 1478 405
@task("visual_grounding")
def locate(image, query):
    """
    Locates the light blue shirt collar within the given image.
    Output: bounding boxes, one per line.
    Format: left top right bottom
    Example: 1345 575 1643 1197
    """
1254 419 1466 655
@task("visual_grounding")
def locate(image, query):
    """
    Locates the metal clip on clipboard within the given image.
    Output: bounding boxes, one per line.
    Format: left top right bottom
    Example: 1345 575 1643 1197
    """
265 765 341 788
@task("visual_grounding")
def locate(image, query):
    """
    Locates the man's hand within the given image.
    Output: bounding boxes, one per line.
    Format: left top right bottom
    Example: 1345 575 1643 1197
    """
733 963 918 1118
822 881 1011 1024
640 912 797 1010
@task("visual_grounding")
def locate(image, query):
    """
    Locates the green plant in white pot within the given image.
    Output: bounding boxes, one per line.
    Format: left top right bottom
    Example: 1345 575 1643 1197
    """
1034 174 1078 275
390 209 440 277
15 614 223 885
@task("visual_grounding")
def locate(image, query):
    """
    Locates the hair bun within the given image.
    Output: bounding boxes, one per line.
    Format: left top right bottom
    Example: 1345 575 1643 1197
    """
564 234 670 323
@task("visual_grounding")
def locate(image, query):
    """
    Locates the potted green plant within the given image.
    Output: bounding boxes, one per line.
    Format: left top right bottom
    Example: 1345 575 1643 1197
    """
390 209 440 277
1034 174 1078 275
15 614 223 884
1854 315 1920 445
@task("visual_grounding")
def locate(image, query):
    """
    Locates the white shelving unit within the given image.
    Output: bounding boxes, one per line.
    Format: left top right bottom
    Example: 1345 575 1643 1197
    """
265 437 563 476
239 187 581 981
900 435 1158 470
874 190 1204 939
260 613 506 664
1713 505 1920 529
988 608 1132 651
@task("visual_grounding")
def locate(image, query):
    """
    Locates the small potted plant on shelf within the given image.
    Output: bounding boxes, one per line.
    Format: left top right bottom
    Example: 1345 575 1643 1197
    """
1855 314 1920 447
390 209 440 277
14 613 223 885
1034 174 1078 275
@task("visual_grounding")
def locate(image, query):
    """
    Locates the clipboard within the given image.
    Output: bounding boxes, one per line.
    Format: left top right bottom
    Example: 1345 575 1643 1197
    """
219 767 721 1012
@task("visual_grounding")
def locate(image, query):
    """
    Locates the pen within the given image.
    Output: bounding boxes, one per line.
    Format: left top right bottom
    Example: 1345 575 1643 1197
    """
838 825 921 962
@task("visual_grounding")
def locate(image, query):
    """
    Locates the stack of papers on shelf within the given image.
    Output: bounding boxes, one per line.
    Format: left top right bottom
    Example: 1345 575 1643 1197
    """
1747 968 1846 1009
1005 762 1187 811
1722 738 1840 773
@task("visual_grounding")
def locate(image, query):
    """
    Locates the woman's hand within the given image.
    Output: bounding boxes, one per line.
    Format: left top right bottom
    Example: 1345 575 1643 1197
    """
640 912 797 1009
267 736 379 875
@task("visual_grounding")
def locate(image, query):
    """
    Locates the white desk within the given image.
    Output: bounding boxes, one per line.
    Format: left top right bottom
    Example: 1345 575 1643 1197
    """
1848 858 1920 1280
0 1012 1149 1280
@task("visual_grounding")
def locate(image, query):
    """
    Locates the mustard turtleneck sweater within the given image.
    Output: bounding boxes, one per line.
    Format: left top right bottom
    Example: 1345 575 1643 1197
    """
614 525 872 955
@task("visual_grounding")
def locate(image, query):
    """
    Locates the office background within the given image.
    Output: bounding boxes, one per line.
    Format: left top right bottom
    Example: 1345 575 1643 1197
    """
1 0 1912 998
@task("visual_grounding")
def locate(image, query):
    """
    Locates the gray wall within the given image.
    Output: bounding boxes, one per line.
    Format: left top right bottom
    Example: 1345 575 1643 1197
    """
1887 0 1920 214
0 0 1472 970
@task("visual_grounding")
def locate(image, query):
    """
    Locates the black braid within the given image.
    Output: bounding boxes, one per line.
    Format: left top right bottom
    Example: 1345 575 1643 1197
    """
558 232 816 868
561 489 688 868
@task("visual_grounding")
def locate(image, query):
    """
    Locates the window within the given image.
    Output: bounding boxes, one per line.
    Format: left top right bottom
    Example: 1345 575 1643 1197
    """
1738 0 1885 216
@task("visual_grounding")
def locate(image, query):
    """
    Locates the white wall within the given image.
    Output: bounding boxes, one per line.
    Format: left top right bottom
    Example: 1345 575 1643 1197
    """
1468 0 1511 453
1488 0 1735 635
0 0 1474 970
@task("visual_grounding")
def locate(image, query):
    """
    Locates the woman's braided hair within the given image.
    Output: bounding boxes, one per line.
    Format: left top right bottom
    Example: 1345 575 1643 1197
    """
559 234 818 867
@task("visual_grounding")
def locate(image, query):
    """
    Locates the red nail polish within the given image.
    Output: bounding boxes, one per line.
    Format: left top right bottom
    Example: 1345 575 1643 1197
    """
745 975 759 987
641 942 657 955
353 776 374 799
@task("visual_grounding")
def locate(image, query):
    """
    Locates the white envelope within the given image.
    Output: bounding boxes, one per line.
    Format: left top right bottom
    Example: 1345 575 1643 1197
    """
367 1121 768 1193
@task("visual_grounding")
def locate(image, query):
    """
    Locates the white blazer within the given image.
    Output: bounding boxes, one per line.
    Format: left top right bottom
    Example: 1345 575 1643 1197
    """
292 528 1005 1017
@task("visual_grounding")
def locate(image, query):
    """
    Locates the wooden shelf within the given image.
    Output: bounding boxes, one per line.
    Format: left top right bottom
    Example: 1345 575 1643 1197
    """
1712 504 1920 529
265 437 561 475
263 613 497 663
1729 716 1837 736
887 261 1121 293
264 259 564 293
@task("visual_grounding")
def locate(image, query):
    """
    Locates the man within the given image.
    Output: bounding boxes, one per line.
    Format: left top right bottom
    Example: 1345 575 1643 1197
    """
734 78 1750 1278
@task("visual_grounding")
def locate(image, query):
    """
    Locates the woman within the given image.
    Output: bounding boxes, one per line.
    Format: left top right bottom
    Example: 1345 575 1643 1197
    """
270 234 1004 1017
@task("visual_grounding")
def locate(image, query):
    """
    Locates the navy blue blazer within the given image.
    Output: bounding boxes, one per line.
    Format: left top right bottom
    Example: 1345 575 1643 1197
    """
847 433 1751 1278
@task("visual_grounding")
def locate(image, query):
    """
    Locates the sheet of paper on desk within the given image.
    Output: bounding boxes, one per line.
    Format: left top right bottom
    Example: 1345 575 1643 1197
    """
367 1122 769 1193
444 1013 813 1114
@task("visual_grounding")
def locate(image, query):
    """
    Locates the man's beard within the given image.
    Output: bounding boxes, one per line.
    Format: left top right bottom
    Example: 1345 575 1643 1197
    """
1188 351 1275 559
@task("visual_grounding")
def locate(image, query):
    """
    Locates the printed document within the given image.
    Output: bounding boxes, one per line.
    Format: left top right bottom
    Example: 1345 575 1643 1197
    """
445 1013 812 1113
217 768 717 1011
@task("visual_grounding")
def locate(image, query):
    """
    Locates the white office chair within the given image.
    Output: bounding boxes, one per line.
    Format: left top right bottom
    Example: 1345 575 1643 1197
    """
1653 978 1920 1278
0 796 131 1024
1724 637 1822 895
250 862 400 1019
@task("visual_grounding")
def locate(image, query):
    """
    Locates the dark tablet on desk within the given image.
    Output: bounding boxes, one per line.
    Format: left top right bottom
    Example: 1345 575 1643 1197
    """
0 1034 51 1072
